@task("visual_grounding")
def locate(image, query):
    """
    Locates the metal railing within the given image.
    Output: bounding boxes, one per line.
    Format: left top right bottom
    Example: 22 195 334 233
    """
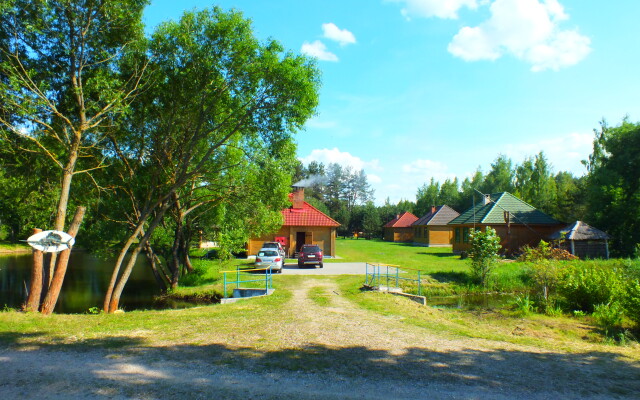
364 263 423 296
221 267 274 299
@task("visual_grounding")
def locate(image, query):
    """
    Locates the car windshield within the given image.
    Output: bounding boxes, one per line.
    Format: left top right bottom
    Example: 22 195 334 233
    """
258 250 278 257
303 246 321 253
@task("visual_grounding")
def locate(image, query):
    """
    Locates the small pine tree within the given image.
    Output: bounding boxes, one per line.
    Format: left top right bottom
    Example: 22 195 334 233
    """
468 227 502 287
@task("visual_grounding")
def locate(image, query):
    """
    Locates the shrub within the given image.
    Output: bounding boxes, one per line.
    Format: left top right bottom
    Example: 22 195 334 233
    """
620 279 640 325
468 227 502 288
513 294 535 315
556 264 625 313
518 240 578 262
527 260 562 302
593 302 623 338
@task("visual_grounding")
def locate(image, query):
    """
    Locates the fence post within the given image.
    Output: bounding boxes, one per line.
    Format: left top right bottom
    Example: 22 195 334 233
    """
365 263 368 286
395 267 399 289
223 272 227 298
236 268 240 289
386 265 389 291
418 271 422 296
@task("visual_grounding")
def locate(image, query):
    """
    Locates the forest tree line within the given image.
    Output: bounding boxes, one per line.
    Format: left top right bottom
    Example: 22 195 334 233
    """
294 119 640 257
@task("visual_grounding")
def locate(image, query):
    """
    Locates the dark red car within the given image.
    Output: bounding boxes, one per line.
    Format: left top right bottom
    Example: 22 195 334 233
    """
297 244 323 268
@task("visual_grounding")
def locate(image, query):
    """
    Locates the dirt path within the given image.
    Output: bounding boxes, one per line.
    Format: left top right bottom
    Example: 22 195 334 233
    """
1 278 639 399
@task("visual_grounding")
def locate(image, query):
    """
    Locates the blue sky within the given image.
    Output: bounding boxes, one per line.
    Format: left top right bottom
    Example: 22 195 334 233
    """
144 1 640 204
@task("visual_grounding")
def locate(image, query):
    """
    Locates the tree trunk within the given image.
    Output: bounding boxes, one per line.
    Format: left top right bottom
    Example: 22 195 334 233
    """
24 228 43 312
40 206 86 315
144 243 168 292
106 199 173 313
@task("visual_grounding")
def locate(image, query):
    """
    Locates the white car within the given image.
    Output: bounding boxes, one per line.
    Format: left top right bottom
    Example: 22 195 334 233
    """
255 248 284 273
261 241 286 260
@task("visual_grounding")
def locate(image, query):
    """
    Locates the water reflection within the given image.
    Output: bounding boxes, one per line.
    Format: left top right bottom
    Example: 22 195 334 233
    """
0 251 160 313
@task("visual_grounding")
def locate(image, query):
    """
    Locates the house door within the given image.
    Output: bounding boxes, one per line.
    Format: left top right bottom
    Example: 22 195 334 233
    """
296 232 306 253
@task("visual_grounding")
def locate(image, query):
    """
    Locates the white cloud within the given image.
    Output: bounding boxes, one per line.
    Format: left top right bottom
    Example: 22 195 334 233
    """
401 159 456 182
368 174 383 184
299 148 382 172
301 40 338 62
447 0 591 71
500 131 593 175
322 23 356 46
392 0 479 19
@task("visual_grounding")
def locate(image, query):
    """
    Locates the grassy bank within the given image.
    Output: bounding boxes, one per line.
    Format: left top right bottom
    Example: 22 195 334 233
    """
0 242 31 253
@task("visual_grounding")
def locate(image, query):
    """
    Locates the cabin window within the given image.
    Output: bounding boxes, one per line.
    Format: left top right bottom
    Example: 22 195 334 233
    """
463 227 470 244
455 228 461 243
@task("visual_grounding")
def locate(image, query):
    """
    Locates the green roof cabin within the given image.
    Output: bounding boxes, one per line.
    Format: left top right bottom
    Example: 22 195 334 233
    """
449 192 564 254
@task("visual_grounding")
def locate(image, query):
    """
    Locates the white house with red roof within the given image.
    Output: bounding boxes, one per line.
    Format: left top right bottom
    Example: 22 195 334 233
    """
247 188 340 258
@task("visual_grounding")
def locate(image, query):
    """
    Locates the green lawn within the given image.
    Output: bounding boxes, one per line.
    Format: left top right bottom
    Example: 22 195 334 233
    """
332 238 529 294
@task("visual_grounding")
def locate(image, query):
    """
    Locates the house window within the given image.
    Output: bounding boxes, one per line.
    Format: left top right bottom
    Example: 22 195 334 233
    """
463 227 470 244
455 228 461 243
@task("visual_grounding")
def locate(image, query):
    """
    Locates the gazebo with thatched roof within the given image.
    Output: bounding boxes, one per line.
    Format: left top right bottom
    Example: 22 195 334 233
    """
549 221 611 259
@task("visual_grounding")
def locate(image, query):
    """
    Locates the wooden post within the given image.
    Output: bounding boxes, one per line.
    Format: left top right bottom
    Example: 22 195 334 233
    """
24 228 44 312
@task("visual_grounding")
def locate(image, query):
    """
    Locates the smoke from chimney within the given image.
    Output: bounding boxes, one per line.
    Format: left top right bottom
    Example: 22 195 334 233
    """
293 175 327 188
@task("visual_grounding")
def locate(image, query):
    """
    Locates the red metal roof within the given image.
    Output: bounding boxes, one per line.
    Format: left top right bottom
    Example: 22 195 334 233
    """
282 198 340 227
384 211 419 228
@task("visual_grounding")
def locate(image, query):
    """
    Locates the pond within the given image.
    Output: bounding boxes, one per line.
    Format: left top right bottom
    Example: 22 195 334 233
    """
0 251 162 313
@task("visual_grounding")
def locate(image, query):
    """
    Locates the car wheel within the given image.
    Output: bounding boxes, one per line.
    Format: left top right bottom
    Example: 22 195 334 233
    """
319 263 323 268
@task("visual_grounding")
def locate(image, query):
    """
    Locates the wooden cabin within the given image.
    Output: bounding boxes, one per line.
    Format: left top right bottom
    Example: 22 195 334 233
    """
449 192 564 254
248 188 340 258
412 205 460 247
383 211 419 242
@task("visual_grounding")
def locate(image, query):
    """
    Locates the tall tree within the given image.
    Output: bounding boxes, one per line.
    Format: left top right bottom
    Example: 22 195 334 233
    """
481 154 515 194
102 8 319 312
585 118 640 256
0 0 148 314
415 178 440 216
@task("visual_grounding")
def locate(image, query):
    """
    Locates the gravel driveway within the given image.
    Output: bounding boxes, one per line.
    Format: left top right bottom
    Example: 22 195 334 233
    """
281 261 367 275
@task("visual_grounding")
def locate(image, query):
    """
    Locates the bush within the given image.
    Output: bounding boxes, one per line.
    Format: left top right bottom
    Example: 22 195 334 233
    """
518 240 578 262
468 227 502 288
621 279 640 325
556 264 625 313
527 260 562 302
593 302 623 338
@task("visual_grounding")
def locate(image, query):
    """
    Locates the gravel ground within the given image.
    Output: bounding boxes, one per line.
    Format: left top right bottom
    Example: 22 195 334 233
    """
1 278 639 399
281 262 367 275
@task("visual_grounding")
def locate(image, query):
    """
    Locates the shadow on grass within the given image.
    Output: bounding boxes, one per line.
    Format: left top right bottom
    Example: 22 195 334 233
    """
416 251 457 258
429 271 470 284
0 331 638 398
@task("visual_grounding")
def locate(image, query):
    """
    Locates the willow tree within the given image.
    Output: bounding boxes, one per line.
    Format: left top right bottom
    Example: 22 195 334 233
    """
0 0 148 313
102 8 319 312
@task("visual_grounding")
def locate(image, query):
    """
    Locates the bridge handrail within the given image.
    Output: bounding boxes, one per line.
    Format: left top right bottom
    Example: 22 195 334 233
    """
364 262 423 296
221 266 274 298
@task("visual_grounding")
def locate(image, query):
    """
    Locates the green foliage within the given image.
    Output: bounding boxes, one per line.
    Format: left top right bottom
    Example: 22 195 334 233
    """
585 118 640 256
481 154 515 194
518 241 578 262
620 279 640 325
513 294 535 316
526 260 562 302
468 227 502 287
556 264 625 313
592 302 623 338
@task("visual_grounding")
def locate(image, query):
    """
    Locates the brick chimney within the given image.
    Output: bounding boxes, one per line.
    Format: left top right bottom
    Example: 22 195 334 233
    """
431 206 436 214
292 187 304 209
